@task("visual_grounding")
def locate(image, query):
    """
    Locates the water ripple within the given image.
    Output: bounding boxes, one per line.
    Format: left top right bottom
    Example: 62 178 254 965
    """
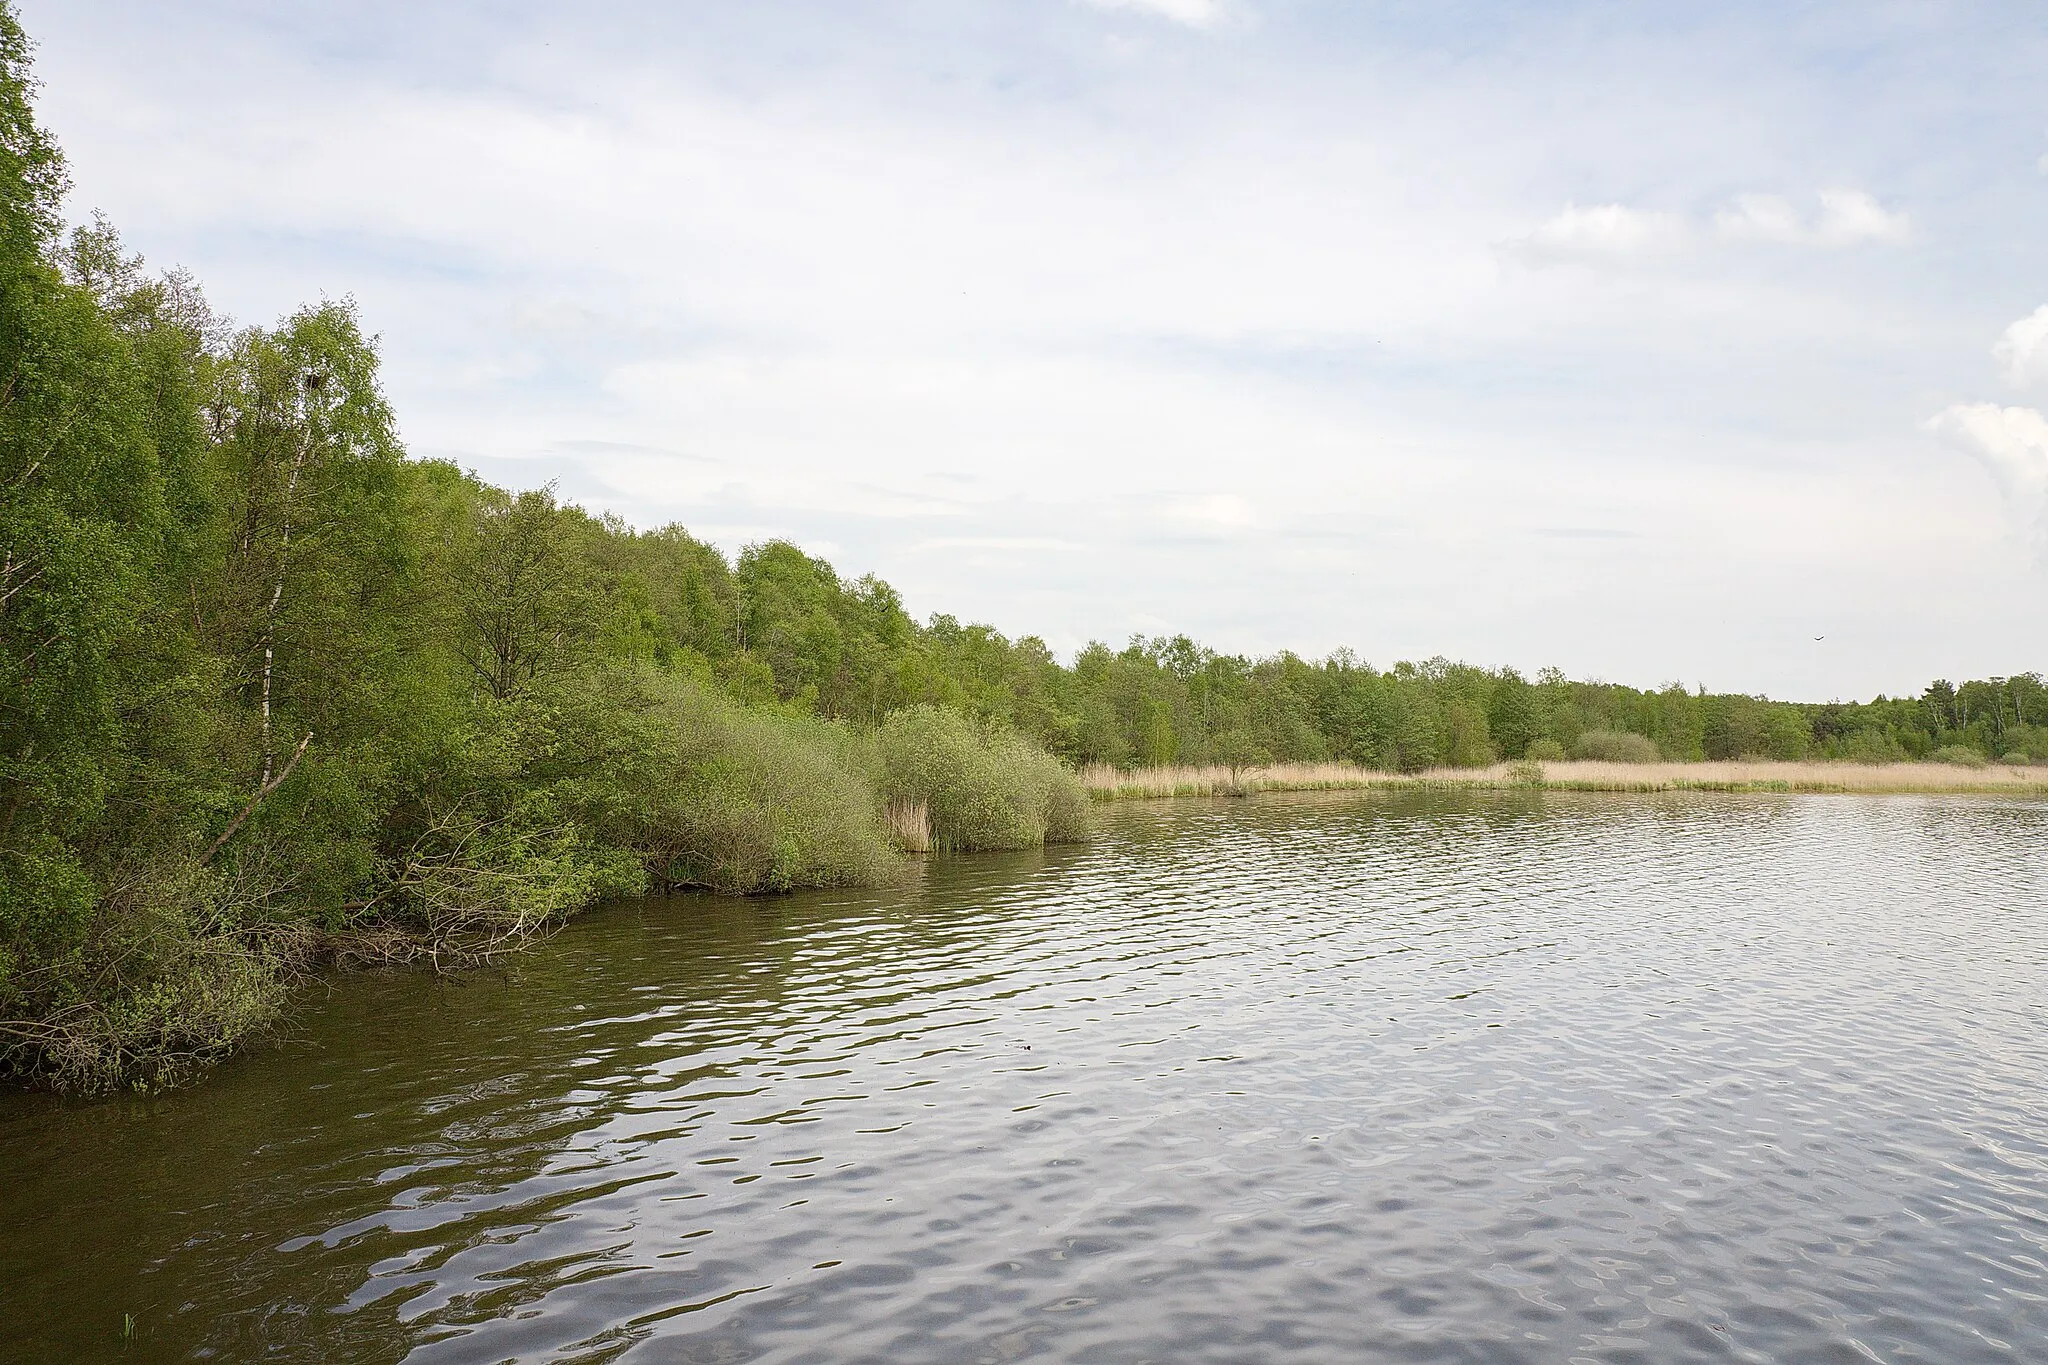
4 790 2047 1363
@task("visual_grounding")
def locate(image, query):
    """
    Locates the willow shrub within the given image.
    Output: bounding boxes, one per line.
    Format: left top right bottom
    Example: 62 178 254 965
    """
1572 729 1662 763
0 860 312 1094
878 705 1091 851
605 671 900 894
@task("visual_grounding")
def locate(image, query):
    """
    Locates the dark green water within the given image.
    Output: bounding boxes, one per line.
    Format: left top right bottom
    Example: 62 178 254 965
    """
5 790 2047 1363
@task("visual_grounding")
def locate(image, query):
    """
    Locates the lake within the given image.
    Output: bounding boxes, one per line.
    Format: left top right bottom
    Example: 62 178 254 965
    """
4 790 2046 1363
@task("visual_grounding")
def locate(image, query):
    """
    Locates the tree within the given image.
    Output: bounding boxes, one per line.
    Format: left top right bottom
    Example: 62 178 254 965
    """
0 18 176 1010
1487 669 1539 758
457 486 596 699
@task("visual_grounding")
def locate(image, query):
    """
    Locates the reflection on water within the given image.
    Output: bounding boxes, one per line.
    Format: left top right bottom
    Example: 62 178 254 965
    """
5 790 2047 1363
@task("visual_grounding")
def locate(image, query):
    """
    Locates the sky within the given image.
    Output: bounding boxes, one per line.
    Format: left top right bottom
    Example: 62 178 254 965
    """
20 0 2048 700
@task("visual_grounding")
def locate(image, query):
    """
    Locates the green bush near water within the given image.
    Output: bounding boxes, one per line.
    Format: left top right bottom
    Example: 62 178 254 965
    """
3 658 1084 1089
610 670 901 894
879 706 1092 851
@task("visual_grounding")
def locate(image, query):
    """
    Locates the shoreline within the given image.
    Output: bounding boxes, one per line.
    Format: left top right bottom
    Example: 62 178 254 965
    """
1081 759 2048 800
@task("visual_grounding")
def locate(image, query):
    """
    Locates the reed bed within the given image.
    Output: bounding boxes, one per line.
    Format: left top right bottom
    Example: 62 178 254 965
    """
1081 759 2048 800
1080 762 1377 799
884 797 933 853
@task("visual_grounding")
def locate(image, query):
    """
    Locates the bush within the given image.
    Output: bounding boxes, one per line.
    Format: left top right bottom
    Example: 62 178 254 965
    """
1525 738 1566 761
1043 773 1093 844
879 706 1091 852
1572 729 1661 763
1999 752 2034 767
0 860 311 1094
1932 744 1988 768
2005 725 2048 762
635 677 900 893
1836 729 1907 764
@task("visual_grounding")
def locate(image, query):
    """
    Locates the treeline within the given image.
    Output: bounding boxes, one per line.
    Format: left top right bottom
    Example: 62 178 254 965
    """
977 644 2047 770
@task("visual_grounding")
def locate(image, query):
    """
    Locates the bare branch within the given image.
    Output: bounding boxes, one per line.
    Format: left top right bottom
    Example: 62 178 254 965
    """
199 730 313 866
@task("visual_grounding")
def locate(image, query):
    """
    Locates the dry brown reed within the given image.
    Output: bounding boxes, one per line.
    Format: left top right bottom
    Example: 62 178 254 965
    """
1081 759 2048 800
884 797 933 853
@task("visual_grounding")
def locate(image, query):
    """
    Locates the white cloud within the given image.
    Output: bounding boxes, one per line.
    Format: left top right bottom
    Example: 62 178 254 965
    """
1508 203 1684 264
1079 0 1236 28
1993 305 2048 388
1516 188 1907 267
1928 402 2048 563
1713 193 1806 242
1714 188 1908 245
1813 188 1910 244
1159 493 1266 534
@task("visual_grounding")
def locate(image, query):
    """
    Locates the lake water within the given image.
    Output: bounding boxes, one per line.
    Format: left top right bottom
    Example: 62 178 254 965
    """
5 790 2047 1363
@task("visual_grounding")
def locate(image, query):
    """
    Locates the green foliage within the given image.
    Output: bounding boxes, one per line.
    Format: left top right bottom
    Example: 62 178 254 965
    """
1932 744 1987 768
1573 730 1662 763
1487 670 1540 759
1444 701 1495 768
615 669 899 894
1833 729 1908 764
1 857 310 1093
0 3 62 265
879 705 1090 851
454 485 599 699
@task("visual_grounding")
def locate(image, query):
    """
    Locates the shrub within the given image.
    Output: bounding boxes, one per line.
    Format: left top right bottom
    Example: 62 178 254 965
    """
879 705 1091 852
1572 729 1661 763
1760 705 1811 760
1931 744 1988 769
0 860 311 1094
1042 772 1093 844
1837 729 1907 764
1999 752 2034 767
514 665 899 896
1525 738 1566 761
644 682 900 893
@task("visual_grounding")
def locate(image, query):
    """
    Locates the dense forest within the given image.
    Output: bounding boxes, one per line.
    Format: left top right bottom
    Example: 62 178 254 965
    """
0 6 2039 1090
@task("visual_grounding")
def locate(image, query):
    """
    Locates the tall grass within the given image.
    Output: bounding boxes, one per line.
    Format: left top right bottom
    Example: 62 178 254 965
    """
884 797 933 853
1080 761 1380 799
1082 759 2048 799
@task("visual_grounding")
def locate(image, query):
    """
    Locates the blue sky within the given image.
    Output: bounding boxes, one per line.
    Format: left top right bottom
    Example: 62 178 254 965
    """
23 0 2048 698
